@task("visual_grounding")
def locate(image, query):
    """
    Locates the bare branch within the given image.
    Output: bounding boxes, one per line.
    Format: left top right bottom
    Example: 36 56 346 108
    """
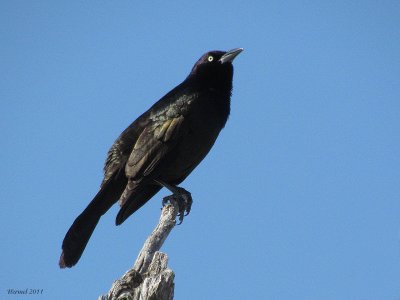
100 201 178 300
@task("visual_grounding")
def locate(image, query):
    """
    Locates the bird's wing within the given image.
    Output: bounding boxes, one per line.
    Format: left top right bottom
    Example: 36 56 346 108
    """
126 114 186 180
102 82 192 185
102 113 151 186
116 114 186 213
116 115 188 220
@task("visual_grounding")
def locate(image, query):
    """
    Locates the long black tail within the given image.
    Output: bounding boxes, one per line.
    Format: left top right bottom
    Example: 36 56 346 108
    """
59 174 126 268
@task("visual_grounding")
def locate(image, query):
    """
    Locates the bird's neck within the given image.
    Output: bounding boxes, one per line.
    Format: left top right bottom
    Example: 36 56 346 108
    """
203 84 232 128
185 76 232 127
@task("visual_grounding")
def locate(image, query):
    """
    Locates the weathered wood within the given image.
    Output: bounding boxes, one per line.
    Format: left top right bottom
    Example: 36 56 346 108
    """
100 201 178 300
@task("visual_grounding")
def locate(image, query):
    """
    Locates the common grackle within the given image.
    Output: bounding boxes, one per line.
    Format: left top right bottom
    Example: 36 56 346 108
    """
59 48 243 268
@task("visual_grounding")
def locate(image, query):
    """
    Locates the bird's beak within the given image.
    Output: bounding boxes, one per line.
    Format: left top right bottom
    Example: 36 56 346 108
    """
219 48 244 64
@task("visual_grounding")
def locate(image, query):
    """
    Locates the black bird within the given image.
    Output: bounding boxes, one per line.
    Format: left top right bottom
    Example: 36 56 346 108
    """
59 48 243 268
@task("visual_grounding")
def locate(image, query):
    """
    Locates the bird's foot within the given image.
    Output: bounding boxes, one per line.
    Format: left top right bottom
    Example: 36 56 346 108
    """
162 187 193 225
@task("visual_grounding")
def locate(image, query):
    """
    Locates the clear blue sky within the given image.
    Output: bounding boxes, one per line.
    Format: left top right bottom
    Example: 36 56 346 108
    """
1 1 400 299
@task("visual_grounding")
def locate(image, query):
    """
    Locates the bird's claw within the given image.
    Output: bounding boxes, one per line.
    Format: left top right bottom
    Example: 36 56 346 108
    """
161 187 192 225
162 196 172 207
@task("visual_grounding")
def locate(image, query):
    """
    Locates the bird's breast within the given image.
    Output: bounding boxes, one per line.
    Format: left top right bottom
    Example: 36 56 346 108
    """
159 91 230 184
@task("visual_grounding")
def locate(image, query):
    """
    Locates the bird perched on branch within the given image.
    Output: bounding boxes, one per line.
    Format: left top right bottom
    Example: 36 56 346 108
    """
59 48 243 268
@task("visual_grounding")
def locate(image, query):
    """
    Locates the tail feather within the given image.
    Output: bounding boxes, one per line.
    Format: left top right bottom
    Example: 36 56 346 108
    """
116 184 162 226
59 173 126 268
59 208 101 268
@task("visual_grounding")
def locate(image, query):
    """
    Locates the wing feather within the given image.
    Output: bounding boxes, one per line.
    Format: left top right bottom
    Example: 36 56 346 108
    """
125 115 185 180
101 114 151 186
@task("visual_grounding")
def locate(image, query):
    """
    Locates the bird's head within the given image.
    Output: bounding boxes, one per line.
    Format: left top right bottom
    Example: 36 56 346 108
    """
189 48 243 89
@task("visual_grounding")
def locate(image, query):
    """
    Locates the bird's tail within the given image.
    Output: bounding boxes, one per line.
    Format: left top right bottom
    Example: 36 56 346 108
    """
116 182 162 225
59 173 126 268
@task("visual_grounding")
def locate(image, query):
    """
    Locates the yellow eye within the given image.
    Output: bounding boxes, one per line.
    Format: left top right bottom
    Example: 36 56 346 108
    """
208 55 214 62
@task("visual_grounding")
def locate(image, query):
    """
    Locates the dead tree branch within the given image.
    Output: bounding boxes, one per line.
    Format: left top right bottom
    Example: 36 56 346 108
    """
99 201 178 300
